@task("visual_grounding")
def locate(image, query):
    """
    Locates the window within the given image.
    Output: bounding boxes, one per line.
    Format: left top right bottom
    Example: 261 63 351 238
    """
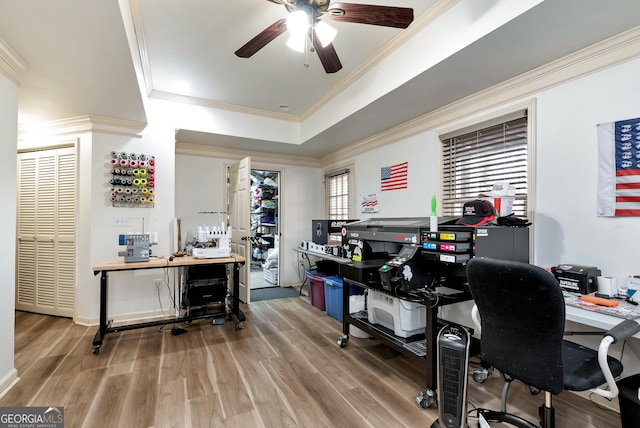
324 168 350 219
441 114 528 217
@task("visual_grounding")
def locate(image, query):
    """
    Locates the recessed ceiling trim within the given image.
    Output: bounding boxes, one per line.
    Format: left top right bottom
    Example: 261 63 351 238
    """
18 115 146 141
131 0 455 125
129 0 153 97
0 35 28 85
320 24 640 166
176 142 321 168
299 0 459 122
150 90 300 122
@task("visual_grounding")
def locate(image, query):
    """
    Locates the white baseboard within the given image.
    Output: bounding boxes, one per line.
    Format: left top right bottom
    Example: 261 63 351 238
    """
74 308 178 327
0 369 19 400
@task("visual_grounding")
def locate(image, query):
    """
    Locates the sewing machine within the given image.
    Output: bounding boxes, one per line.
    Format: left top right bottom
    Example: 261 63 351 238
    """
117 233 156 263
192 224 232 258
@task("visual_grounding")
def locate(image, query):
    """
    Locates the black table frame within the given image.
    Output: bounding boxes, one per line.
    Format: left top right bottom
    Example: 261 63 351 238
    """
91 256 246 354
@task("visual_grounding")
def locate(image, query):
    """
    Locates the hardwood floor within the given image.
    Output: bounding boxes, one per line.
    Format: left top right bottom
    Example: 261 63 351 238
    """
1 297 624 427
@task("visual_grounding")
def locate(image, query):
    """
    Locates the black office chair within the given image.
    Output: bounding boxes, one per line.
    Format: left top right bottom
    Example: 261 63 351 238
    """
466 257 640 428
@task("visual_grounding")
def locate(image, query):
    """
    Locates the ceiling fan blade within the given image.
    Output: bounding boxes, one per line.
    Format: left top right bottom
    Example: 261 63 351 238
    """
327 3 414 28
310 33 342 74
235 19 287 58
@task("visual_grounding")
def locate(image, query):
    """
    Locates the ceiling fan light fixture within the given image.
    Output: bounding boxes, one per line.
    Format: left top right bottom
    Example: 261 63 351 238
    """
286 33 306 53
286 10 310 36
314 21 337 47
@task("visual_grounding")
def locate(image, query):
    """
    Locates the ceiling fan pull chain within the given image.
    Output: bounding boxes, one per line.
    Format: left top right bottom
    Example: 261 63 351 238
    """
304 29 310 68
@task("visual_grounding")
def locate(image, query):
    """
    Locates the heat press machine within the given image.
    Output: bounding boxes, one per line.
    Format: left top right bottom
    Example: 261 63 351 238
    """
192 224 232 258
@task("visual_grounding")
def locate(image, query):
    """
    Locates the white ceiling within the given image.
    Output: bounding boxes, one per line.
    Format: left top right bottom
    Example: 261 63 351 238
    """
2 0 640 159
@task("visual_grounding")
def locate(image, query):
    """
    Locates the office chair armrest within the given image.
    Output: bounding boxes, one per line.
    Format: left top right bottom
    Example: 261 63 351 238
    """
595 335 619 399
605 318 640 344
594 319 640 400
471 304 481 334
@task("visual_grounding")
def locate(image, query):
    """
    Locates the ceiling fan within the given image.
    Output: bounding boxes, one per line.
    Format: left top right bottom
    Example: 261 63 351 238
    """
234 1 414 73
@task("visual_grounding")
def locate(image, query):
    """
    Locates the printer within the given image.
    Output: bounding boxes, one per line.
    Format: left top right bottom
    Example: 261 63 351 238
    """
554 264 601 294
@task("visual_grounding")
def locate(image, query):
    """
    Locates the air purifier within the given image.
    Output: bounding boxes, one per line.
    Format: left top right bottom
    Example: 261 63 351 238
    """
431 324 470 428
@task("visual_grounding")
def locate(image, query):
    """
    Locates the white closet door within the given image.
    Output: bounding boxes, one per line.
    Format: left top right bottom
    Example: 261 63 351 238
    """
16 147 76 317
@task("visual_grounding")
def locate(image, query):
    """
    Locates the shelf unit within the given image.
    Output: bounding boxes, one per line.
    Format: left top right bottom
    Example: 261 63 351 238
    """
250 173 278 263
337 224 491 407
338 275 472 406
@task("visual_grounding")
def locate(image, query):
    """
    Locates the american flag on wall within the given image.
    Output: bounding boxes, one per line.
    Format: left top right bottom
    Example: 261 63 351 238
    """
597 117 640 216
380 161 408 191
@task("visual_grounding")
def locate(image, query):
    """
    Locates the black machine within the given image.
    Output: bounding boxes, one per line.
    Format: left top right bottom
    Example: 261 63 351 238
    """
341 218 530 294
338 217 530 409
431 324 471 428
553 264 601 294
182 265 228 315
379 244 435 292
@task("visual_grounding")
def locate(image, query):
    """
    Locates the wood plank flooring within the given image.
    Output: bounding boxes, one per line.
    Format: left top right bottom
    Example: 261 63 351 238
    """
1 296 624 427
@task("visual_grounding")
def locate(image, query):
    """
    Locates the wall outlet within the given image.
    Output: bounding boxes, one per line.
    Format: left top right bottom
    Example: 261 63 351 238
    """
113 216 131 227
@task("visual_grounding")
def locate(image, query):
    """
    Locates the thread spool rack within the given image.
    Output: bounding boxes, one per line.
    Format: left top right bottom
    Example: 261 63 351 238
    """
108 151 156 207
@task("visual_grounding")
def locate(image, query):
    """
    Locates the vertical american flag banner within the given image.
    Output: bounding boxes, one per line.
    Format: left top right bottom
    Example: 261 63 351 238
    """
597 117 640 216
380 161 408 191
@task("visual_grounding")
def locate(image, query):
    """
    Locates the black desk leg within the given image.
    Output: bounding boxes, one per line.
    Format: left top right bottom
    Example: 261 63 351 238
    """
92 270 109 354
425 302 437 392
416 298 439 408
232 262 246 329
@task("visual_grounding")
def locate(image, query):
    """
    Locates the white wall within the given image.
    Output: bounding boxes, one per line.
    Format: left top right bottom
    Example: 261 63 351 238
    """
534 59 640 276
82 119 177 323
324 56 640 381
332 57 640 282
175 154 323 287
175 155 227 243
354 133 439 218
0 72 18 393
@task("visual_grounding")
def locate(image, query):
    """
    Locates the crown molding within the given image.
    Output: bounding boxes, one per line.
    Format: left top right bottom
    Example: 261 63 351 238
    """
320 24 640 166
18 115 146 141
0 35 28 85
150 90 299 122
300 0 459 121
129 0 152 97
176 141 321 168
130 0 457 124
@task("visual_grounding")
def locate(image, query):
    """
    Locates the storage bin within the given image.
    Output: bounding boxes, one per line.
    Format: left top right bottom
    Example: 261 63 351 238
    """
323 276 362 323
308 272 327 311
263 267 278 284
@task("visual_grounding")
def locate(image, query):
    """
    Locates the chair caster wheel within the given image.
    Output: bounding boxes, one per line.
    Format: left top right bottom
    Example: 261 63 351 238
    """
416 389 436 408
337 335 349 348
236 322 244 330
91 346 100 355
473 368 490 383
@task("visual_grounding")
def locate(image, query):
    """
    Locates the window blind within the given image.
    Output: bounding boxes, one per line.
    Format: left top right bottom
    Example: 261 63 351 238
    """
441 116 528 217
325 168 350 219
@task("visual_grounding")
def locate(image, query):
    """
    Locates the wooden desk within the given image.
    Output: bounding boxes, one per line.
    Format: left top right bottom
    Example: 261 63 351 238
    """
564 292 640 339
91 254 246 354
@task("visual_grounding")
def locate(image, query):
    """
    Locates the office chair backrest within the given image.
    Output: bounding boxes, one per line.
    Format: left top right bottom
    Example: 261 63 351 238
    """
467 257 566 394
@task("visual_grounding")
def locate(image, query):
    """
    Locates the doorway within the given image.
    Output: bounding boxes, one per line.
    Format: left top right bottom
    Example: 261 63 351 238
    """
249 169 280 289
